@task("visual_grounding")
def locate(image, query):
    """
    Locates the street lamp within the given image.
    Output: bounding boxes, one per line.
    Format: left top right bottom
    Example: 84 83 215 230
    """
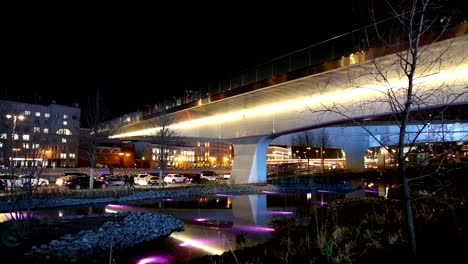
5 114 25 170
119 152 124 168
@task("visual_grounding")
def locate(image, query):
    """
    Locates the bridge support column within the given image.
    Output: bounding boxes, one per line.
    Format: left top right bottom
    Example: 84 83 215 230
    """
231 136 274 184
332 127 370 172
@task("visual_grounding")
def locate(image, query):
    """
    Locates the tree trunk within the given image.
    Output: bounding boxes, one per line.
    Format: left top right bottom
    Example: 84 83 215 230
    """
403 172 417 256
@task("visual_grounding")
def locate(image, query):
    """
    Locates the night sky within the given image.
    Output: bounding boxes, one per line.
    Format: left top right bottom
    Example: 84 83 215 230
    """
1 1 466 123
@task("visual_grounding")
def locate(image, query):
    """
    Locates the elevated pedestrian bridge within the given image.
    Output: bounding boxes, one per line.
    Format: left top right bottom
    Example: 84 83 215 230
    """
105 23 468 183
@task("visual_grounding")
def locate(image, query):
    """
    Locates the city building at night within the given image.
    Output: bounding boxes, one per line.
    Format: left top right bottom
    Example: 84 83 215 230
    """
0 100 80 168
132 140 233 169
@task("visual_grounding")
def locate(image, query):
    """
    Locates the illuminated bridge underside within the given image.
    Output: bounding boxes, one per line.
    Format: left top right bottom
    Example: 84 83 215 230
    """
111 34 468 184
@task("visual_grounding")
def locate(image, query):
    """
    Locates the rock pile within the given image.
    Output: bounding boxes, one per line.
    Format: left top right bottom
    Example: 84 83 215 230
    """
27 212 184 262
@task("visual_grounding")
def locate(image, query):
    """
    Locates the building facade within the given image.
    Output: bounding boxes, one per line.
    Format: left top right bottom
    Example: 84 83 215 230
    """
0 100 80 168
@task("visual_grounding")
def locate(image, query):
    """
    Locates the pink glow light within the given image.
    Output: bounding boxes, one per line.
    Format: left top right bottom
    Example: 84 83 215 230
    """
233 225 275 232
215 193 236 197
263 210 294 215
136 256 171 264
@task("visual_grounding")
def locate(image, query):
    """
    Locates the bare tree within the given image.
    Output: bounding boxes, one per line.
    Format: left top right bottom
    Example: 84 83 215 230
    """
292 129 331 173
313 0 467 256
149 115 178 188
292 131 315 172
81 89 109 189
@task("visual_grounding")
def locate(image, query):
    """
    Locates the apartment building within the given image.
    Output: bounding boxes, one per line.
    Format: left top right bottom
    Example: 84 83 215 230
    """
0 100 80 168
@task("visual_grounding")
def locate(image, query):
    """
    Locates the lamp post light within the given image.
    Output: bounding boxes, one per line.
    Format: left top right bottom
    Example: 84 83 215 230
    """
119 152 124 168
5 114 25 171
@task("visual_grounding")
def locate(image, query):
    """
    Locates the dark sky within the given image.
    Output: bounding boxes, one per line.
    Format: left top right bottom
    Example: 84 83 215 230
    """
1 1 465 123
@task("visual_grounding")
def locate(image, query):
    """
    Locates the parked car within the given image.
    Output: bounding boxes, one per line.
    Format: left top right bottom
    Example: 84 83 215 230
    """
56 173 89 186
18 175 49 187
200 171 219 181
98 173 114 181
182 173 201 183
163 174 186 184
64 176 108 190
147 176 166 186
222 172 231 180
0 174 19 188
135 173 150 186
106 176 126 186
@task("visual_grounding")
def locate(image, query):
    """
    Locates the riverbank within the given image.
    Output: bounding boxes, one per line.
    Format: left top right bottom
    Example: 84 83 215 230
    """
0 182 356 213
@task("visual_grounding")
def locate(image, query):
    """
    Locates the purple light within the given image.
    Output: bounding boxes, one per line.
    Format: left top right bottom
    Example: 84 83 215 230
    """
365 189 378 193
263 210 294 215
317 189 331 193
194 218 208 222
310 200 329 205
164 198 175 201
2 212 29 221
233 225 275 232
215 194 236 197
136 256 171 264
106 204 135 210
262 191 278 194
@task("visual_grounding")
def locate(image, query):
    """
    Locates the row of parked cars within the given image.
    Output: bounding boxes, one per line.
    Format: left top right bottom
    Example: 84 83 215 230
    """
51 170 232 190
0 174 50 190
55 173 108 190
1 170 232 191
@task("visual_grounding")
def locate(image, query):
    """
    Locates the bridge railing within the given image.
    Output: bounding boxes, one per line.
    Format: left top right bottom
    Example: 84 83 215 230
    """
99 17 468 132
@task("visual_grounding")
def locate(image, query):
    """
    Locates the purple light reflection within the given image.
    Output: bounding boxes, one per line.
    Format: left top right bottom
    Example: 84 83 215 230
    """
193 218 208 222
317 189 331 193
263 210 294 215
136 255 171 264
164 198 175 201
309 200 329 205
105 204 136 214
233 225 275 232
106 204 134 210
365 189 378 193
0 212 29 222
261 191 278 194
215 194 236 197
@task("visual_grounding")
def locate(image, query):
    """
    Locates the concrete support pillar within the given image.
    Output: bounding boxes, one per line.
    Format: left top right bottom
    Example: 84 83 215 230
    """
332 127 370 172
231 136 274 184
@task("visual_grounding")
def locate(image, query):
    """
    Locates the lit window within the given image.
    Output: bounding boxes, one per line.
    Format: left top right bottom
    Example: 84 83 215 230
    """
62 138 67 143
34 127 40 133
23 143 29 149
45 113 50 118
43 128 49 134
22 134 30 141
56 129 72 135
60 153 67 159
13 134 19 140
35 144 40 149
69 153 75 158
63 114 68 119
0 133 6 139
35 112 41 117
63 121 68 125
24 111 31 116
0 142 2 148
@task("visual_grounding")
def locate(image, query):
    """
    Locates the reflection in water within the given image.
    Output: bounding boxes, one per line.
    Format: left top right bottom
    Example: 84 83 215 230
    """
1 191 341 263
